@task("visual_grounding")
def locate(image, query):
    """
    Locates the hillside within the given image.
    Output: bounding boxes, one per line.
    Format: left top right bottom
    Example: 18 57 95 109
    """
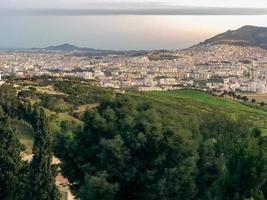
3 77 267 151
2 78 267 199
0 77 112 152
130 90 267 134
170 26 267 64
201 25 267 49
30 43 148 56
173 42 267 67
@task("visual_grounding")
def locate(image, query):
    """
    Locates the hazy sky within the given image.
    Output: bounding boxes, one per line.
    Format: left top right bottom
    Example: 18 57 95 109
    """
1 0 267 9
1 0 267 49
1 15 267 50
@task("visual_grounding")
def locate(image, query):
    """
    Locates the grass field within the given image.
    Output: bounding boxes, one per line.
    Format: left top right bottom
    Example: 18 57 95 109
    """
12 119 34 153
146 90 267 114
130 90 267 133
44 108 83 133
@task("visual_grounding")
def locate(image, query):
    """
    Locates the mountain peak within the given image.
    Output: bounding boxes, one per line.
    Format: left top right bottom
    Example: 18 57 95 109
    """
239 25 258 29
46 43 79 51
57 43 77 47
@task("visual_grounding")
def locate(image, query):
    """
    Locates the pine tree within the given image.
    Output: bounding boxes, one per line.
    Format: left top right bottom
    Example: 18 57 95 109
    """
0 107 27 199
28 108 60 200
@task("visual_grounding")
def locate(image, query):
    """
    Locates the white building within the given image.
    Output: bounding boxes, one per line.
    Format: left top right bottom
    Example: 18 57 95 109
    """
0 73 5 86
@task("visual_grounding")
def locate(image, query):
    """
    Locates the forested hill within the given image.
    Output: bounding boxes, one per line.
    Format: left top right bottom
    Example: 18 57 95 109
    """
2 76 267 149
1 77 267 199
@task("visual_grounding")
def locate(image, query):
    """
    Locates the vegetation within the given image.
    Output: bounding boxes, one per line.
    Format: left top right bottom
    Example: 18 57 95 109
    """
0 108 27 199
12 119 34 153
40 95 71 113
0 84 60 199
54 95 267 200
52 79 112 106
54 96 199 199
28 109 60 200
2 77 267 199
196 114 267 199
135 90 267 133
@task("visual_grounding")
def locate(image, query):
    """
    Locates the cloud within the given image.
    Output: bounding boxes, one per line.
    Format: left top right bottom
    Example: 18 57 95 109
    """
1 7 267 16
1 0 266 9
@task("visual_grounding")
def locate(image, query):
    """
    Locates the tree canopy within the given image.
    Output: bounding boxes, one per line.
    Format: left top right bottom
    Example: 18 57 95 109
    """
54 96 199 200
55 96 267 200
0 107 27 200
1 80 267 200
28 108 60 200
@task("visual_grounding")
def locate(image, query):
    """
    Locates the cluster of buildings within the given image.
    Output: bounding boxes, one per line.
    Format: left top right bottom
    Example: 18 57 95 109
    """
1 43 267 93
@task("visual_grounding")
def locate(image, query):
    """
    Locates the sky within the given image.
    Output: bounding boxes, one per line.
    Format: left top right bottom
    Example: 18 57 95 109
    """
1 0 267 9
0 0 267 49
1 15 267 50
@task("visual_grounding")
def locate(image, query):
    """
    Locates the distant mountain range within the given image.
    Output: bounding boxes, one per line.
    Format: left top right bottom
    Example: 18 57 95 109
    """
199 25 267 49
4 25 267 55
33 43 118 53
38 26 267 54
31 43 147 56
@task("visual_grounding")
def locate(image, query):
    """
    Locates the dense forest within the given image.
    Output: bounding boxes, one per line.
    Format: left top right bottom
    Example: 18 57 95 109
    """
1 77 267 199
0 104 60 199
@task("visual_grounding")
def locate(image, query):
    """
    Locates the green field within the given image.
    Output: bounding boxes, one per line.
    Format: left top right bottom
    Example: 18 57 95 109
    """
12 119 34 153
145 90 267 114
130 90 267 133
44 108 83 133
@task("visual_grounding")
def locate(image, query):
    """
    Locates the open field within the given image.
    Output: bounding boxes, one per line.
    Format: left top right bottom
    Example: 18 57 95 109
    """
130 90 267 133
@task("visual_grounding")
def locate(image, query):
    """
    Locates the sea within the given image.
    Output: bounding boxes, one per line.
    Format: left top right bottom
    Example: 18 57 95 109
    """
0 15 267 50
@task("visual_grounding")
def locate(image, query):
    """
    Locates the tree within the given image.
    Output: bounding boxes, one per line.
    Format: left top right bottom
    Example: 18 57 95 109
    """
0 107 27 200
54 96 199 200
53 96 267 200
28 108 60 200
215 137 267 200
196 112 267 200
228 91 236 99
242 96 249 102
251 98 256 104
0 84 20 116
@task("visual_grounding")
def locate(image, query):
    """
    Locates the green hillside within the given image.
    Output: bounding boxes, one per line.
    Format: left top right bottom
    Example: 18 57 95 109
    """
4 77 267 151
130 90 267 133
